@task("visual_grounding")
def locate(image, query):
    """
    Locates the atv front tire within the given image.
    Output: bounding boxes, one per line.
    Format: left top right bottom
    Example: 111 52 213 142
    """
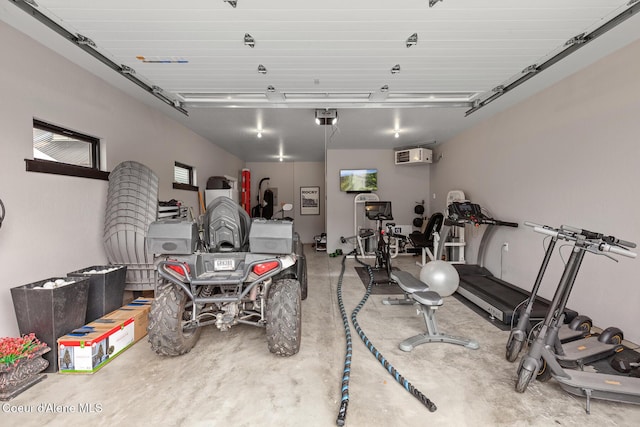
266 278 302 356
148 280 201 356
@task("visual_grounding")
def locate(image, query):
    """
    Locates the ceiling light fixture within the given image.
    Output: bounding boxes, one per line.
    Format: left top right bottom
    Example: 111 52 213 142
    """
429 0 443 7
257 131 262 138
394 131 400 138
224 1 237 8
244 33 255 48
257 64 267 74
315 109 338 125
406 33 418 48
391 64 401 74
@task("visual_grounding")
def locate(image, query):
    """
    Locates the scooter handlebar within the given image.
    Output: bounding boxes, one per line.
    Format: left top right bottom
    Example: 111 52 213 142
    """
564 224 636 249
603 236 637 249
524 221 544 228
599 243 637 259
532 226 560 238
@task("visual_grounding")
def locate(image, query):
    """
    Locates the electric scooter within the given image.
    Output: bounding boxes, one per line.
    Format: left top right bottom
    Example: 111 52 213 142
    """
506 223 602 363
515 223 638 413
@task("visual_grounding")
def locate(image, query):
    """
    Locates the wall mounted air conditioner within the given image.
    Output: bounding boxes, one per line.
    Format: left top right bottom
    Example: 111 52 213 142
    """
394 148 432 165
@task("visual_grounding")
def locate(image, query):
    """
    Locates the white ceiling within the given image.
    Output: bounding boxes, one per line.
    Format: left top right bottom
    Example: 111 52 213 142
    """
2 0 640 162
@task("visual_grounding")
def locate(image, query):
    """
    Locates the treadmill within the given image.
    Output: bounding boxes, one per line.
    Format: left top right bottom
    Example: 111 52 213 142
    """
436 201 577 325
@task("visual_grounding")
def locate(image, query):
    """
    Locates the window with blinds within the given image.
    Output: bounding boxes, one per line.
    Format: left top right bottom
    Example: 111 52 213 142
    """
174 162 193 185
32 119 99 168
26 119 108 180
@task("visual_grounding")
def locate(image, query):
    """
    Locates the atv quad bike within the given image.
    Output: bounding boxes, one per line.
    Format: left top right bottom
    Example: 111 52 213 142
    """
146 196 307 357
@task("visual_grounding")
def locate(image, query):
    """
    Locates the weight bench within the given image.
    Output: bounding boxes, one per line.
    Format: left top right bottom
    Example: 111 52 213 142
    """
384 270 479 351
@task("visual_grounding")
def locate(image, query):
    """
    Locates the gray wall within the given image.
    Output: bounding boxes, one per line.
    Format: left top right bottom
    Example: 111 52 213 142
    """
0 22 244 337
245 161 325 244
326 149 431 254
431 39 640 344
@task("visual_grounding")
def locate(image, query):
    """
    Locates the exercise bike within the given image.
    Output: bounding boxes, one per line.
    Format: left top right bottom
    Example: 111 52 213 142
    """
515 222 638 413
364 201 395 285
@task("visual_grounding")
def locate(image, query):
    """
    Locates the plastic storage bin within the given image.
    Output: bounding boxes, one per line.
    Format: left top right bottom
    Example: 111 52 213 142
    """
10 277 90 372
67 265 127 323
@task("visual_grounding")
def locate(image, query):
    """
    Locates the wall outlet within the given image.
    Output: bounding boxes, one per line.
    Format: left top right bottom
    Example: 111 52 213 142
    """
502 242 509 252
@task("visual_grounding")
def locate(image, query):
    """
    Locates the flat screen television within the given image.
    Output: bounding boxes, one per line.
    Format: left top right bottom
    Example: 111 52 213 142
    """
339 169 377 192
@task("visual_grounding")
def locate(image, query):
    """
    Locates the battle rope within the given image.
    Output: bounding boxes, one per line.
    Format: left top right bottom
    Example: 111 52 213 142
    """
336 253 352 426
0 197 5 230
335 252 437 426
351 254 437 413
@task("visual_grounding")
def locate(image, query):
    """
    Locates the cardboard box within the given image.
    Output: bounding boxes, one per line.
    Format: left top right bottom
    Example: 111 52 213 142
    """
102 298 153 343
57 319 134 374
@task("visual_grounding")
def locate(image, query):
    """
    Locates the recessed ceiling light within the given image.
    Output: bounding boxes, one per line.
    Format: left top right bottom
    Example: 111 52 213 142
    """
406 33 418 48
391 64 401 74
394 131 400 138
257 64 267 74
244 33 255 48
257 131 262 138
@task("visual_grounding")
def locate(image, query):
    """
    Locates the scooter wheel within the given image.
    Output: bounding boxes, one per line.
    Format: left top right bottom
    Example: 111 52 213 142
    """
568 315 592 333
599 327 623 345
536 359 552 382
515 366 535 393
506 338 524 362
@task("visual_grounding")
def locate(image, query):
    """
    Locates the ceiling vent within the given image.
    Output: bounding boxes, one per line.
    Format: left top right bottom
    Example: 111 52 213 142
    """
395 148 432 165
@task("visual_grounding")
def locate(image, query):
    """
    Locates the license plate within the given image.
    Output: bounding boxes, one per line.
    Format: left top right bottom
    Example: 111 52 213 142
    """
214 259 235 271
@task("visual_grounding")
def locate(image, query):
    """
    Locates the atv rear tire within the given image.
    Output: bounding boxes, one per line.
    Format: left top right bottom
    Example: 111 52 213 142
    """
148 280 201 356
266 278 302 356
299 256 308 301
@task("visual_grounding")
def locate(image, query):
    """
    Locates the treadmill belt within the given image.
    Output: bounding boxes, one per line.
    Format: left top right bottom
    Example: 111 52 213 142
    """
454 265 577 325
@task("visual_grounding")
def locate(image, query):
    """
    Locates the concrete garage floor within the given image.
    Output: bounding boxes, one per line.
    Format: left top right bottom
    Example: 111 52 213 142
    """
4 247 640 426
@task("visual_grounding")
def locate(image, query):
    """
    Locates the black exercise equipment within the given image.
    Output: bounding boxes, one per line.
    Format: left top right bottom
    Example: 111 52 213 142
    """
251 177 270 218
364 201 395 283
436 201 577 326
406 212 444 265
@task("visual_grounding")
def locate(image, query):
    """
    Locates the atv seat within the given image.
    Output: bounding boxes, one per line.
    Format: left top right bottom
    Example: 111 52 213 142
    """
205 196 251 252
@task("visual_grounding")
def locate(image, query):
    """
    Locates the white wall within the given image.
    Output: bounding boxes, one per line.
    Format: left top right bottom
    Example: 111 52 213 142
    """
326 149 431 253
431 39 640 344
245 161 325 244
0 22 244 337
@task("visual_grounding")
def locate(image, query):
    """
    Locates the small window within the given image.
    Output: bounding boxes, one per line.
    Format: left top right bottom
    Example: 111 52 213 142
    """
174 162 193 185
26 119 108 180
173 162 198 191
32 119 99 168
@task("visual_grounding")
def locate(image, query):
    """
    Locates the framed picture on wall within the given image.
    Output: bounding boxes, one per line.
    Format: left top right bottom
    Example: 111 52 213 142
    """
300 186 320 215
